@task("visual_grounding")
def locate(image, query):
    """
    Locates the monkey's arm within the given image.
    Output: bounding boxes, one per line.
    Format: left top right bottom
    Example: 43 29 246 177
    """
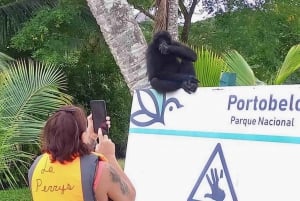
167 41 197 62
146 47 163 80
150 75 198 93
150 77 182 92
157 72 198 83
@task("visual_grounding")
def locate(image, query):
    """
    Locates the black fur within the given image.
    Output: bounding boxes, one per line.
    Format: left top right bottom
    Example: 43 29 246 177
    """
146 31 199 94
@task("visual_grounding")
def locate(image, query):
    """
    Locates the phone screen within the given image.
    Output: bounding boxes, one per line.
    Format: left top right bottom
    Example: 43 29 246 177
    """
90 100 109 135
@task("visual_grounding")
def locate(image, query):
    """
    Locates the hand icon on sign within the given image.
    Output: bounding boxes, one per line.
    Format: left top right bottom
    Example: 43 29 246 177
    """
204 168 225 201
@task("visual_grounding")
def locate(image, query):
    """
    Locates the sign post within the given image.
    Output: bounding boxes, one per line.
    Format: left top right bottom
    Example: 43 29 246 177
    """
124 85 300 201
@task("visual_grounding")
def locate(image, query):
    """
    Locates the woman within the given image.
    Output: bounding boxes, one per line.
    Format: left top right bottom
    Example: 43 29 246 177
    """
28 105 136 201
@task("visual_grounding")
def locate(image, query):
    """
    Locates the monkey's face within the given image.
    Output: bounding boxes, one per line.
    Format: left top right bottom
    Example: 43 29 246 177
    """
158 38 168 46
153 31 172 48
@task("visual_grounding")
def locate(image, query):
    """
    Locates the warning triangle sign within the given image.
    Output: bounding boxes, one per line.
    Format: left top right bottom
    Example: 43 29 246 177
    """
187 143 238 201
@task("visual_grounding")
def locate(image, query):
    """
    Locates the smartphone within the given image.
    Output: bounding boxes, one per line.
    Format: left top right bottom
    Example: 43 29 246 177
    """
90 100 109 135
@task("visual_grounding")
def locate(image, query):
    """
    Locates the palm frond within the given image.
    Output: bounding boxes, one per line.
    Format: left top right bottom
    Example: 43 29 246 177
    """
0 59 72 144
222 50 257 86
274 44 300 85
194 46 227 87
0 145 33 189
0 58 72 188
0 122 33 189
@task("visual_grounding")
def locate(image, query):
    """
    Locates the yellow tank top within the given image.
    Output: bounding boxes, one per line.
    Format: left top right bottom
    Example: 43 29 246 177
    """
30 153 83 201
29 152 106 201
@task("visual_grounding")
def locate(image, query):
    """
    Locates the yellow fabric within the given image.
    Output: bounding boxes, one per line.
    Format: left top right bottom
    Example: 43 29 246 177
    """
30 153 83 201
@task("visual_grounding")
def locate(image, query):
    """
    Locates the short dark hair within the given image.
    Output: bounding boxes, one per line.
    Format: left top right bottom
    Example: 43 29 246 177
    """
41 105 90 163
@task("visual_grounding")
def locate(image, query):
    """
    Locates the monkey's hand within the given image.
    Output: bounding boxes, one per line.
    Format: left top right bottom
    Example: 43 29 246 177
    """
181 80 198 94
158 40 169 55
188 75 199 83
181 76 199 94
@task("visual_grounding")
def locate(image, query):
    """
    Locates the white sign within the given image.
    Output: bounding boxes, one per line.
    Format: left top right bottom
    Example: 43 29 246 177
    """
124 85 300 201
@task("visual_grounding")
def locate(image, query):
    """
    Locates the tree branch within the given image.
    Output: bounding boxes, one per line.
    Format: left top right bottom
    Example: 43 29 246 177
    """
178 0 188 19
134 5 155 21
189 0 200 18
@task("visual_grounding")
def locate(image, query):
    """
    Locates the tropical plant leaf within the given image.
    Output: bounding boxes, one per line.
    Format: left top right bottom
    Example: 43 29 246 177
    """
0 52 13 71
0 59 72 143
222 50 258 86
0 56 72 189
193 46 227 87
274 44 300 85
0 134 33 189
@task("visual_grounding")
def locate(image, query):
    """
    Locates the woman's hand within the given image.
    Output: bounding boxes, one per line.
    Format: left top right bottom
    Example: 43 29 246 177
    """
95 134 115 158
85 115 111 145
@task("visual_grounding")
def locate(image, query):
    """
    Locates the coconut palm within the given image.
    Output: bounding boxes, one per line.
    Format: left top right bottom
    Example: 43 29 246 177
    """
0 54 72 189
86 0 149 94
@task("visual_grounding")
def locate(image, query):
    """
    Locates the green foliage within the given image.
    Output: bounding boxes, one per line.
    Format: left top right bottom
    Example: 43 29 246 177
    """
10 4 86 56
139 21 155 43
127 0 153 10
189 3 300 83
193 46 261 87
63 42 132 157
0 188 31 201
197 43 300 87
0 0 57 47
0 56 72 189
9 0 132 157
194 44 300 87
0 0 14 5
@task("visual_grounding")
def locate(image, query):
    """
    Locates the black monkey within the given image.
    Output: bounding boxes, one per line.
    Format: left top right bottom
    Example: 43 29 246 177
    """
146 31 199 94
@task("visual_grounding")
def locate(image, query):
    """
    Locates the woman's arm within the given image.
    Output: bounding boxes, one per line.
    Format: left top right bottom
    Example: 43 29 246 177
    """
94 159 135 201
94 135 136 201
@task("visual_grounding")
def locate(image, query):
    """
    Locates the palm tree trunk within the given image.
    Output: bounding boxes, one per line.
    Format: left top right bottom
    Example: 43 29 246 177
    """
167 0 178 40
153 0 178 40
86 0 149 94
153 0 168 33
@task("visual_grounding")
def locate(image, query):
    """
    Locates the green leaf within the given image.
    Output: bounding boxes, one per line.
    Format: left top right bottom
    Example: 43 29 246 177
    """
274 44 300 84
194 46 227 87
223 50 258 86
